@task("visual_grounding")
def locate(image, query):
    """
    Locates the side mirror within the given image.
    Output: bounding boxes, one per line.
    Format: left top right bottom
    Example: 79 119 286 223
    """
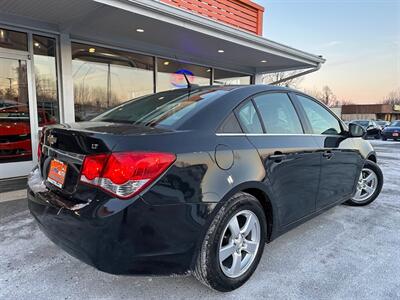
348 123 365 137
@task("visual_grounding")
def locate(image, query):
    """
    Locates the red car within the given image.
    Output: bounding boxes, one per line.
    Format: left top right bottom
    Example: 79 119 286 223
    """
0 105 56 162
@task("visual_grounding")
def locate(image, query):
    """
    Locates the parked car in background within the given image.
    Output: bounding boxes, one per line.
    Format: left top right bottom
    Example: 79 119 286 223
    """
0 105 56 162
28 85 383 292
381 120 400 141
0 99 19 109
349 120 381 139
376 120 390 129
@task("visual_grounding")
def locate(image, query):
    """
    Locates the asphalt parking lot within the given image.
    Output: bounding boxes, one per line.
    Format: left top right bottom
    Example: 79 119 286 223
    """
1 140 399 300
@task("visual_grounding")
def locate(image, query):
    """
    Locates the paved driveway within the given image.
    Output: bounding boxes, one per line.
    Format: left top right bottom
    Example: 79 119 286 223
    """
1 140 399 299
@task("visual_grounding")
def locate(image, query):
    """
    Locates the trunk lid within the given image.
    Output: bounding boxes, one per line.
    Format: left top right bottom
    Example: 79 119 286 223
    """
39 121 172 200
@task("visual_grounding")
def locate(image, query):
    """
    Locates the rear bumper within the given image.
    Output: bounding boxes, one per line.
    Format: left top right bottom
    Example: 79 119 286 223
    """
382 132 399 139
28 170 215 276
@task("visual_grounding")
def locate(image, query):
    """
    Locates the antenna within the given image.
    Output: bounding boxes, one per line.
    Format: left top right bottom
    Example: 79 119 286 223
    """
174 55 199 90
182 72 191 90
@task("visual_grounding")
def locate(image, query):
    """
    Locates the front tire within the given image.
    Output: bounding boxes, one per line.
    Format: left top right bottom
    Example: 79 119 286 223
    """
345 160 383 206
194 192 267 292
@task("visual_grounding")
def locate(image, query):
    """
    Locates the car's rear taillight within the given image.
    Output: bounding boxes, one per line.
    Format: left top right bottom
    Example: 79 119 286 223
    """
80 152 176 199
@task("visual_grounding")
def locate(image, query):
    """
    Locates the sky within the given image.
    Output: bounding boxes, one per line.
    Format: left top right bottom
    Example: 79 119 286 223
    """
253 0 400 104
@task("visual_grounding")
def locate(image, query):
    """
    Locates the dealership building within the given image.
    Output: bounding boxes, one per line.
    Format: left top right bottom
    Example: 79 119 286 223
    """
0 0 324 182
341 104 400 122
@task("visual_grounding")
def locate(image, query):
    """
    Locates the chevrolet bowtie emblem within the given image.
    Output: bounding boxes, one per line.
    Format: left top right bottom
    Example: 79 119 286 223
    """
47 134 57 145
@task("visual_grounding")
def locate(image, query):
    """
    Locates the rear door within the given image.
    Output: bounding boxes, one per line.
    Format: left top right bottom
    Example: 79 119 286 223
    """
294 94 364 209
236 92 321 227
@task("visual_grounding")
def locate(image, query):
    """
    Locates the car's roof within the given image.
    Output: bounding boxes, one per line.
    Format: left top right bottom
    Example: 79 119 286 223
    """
182 84 294 93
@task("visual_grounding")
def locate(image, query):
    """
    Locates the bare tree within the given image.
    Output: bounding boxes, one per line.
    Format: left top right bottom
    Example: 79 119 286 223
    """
340 99 354 106
262 71 304 88
302 86 347 107
383 88 400 105
319 86 338 107
263 74 353 107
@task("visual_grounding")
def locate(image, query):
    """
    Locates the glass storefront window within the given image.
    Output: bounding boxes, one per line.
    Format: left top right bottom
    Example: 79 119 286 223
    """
72 43 154 122
33 35 59 125
214 69 251 85
157 58 211 92
0 28 28 52
0 57 31 162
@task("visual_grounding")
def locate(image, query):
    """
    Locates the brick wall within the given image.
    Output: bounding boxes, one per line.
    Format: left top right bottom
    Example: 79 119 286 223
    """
160 0 264 35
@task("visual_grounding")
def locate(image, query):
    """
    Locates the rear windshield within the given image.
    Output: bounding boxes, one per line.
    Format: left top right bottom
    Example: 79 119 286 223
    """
93 88 229 128
390 121 400 127
352 120 369 127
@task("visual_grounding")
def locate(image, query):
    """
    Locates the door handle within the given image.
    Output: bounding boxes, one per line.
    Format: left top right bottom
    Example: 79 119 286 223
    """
323 150 334 159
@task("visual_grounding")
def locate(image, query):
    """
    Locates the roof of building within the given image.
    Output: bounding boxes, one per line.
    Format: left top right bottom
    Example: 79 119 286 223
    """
0 0 325 74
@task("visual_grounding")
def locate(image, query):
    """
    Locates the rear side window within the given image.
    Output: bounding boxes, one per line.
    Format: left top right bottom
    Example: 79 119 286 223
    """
253 93 303 134
236 101 263 133
218 113 242 133
297 95 342 135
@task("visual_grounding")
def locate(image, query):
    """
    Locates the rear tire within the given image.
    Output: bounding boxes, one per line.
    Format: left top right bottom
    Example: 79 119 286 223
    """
194 192 267 292
381 137 387 141
345 160 383 206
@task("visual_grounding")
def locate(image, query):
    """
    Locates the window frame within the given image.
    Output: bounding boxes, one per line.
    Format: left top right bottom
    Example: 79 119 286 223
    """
291 92 346 136
233 99 264 134
217 112 243 134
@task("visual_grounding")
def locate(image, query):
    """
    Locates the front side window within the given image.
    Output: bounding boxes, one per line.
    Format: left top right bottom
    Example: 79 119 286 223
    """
253 93 303 134
235 101 263 133
297 95 342 135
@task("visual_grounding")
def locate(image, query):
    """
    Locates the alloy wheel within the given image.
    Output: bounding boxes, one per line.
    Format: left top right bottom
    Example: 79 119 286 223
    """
352 168 378 202
218 210 261 278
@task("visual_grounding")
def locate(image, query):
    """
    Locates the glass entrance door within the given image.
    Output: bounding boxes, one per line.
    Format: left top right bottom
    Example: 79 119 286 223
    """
0 55 36 179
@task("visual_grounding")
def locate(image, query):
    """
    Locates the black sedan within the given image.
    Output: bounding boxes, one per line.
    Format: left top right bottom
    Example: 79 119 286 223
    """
28 85 383 292
381 120 400 141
